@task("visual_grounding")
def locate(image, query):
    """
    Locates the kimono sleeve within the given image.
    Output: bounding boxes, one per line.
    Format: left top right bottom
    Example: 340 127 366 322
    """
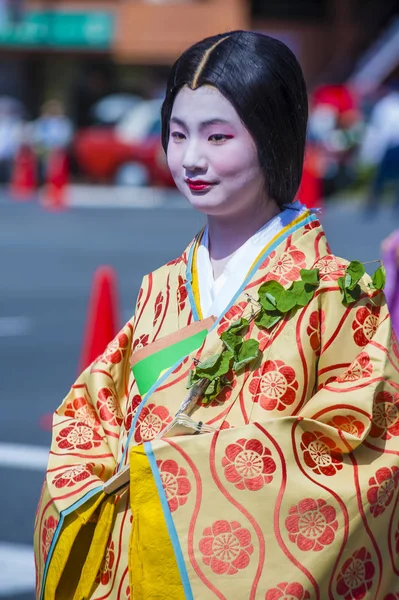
34 315 134 600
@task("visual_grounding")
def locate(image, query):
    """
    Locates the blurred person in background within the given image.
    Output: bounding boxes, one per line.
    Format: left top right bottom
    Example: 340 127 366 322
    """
31 99 74 184
35 31 399 599
0 95 24 184
359 86 399 213
382 229 399 336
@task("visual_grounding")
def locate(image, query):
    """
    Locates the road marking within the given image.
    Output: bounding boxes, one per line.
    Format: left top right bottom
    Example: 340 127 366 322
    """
0 542 35 596
0 442 48 470
0 316 32 337
68 184 189 209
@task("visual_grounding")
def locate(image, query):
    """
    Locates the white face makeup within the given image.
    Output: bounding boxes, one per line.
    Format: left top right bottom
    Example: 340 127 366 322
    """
167 85 267 219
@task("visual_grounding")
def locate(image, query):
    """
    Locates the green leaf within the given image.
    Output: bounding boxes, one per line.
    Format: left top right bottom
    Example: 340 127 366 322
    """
346 261 365 289
372 265 386 290
275 288 298 313
338 275 361 306
300 268 319 287
186 368 201 389
195 350 233 380
202 377 223 404
224 317 249 335
255 310 282 330
258 280 285 311
233 339 260 372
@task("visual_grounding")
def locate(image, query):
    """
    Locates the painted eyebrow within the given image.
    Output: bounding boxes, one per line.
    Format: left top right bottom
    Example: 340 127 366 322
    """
170 116 232 129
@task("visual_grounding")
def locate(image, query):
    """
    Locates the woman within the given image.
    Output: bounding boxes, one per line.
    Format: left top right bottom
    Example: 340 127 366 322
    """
35 32 399 599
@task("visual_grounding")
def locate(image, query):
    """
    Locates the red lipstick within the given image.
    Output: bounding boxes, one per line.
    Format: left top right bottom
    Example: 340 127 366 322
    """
185 179 216 192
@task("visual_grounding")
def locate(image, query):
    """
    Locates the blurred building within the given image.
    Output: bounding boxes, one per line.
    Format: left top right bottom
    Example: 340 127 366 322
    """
0 0 397 121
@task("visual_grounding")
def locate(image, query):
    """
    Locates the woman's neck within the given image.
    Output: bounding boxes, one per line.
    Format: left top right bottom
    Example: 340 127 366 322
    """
207 199 280 279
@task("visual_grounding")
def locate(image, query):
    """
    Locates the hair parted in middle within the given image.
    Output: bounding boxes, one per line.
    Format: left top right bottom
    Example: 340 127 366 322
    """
161 30 308 208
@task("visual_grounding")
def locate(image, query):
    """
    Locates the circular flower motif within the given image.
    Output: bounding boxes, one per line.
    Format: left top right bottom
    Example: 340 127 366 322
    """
326 415 366 439
56 422 103 451
301 431 343 476
285 498 338 551
124 394 142 432
41 515 58 562
352 306 380 347
64 396 100 431
97 387 123 427
336 547 375 599
134 404 172 443
132 334 149 353
314 255 346 281
259 250 277 270
217 302 247 336
222 437 276 491
249 360 298 412
157 459 191 512
265 582 311 600
96 539 115 585
367 466 399 517
265 247 306 286
370 391 399 440
52 463 94 489
98 332 129 365
337 352 373 382
177 275 188 312
306 310 325 355
199 520 253 575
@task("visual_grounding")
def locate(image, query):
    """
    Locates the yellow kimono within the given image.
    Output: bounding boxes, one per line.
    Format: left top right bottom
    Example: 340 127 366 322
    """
34 210 399 599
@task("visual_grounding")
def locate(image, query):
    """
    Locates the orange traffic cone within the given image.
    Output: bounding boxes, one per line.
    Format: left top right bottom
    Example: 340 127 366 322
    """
9 144 37 200
42 148 69 210
78 266 120 373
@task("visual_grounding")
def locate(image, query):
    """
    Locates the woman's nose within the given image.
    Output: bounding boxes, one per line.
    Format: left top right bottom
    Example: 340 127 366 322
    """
182 141 207 172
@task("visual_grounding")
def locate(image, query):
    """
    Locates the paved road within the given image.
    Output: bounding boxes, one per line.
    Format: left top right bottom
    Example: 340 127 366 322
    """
0 189 396 599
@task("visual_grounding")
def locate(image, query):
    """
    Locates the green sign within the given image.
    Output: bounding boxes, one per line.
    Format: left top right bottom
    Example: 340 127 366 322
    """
0 11 114 48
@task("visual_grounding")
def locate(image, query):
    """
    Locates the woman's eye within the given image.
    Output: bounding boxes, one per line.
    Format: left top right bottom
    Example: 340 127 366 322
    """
209 134 231 143
171 132 185 141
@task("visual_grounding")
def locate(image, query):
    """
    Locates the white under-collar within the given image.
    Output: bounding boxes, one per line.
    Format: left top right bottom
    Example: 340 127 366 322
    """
196 201 307 318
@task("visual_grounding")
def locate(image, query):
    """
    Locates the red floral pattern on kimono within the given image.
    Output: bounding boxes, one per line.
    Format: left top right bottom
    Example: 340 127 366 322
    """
301 431 343 476
157 459 191 512
370 391 399 439
222 438 276 491
132 334 149 353
326 415 365 438
63 396 100 431
336 547 375 599
177 276 188 312
42 516 58 563
124 394 142 432
153 292 164 327
96 539 115 585
337 352 373 382
97 387 123 427
56 422 103 451
217 302 247 335
265 246 306 285
265 582 311 600
306 310 325 355
367 466 399 517
249 360 298 411
199 520 253 575
352 305 380 347
134 404 172 443
52 463 94 489
98 332 129 365
285 498 338 551
314 255 345 281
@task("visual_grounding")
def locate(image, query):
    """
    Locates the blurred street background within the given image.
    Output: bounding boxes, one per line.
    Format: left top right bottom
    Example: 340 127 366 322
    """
1 0 399 598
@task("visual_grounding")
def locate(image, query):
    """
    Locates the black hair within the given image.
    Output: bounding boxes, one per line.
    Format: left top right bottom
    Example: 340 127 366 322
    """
161 30 308 208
